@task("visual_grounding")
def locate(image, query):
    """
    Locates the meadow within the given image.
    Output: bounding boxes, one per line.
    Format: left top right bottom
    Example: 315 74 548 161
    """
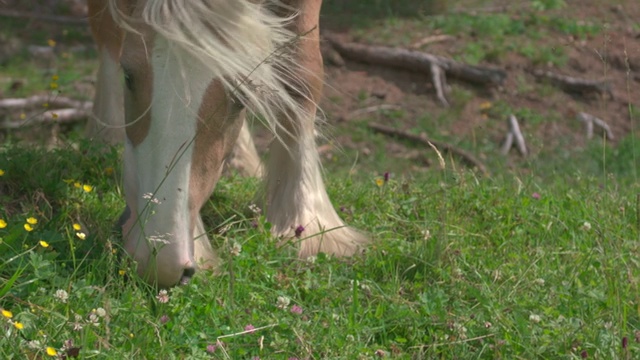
1 0 639 358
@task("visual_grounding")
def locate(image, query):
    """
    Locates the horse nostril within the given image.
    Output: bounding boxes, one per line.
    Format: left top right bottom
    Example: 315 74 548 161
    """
180 267 196 285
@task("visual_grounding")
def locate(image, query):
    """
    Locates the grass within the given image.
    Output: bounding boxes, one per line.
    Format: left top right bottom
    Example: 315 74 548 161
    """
1 0 639 358
1 141 639 359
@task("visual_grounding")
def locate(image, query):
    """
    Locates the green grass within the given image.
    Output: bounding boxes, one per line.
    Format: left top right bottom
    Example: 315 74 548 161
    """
1 140 639 359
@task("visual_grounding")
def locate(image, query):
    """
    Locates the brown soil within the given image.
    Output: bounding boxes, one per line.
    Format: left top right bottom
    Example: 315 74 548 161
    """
318 0 640 164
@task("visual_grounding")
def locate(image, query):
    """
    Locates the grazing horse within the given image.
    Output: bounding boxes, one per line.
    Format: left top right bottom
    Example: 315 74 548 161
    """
86 0 367 287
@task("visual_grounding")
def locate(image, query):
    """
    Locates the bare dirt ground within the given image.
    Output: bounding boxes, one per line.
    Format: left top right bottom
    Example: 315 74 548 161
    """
318 1 640 169
1 1 639 176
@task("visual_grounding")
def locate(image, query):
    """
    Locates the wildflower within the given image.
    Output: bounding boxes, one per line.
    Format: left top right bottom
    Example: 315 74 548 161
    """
47 39 56 47
20 113 26 120
73 223 81 231
27 217 38 225
129 333 134 338
0 219 7 228
24 223 34 232
159 315 170 324
581 221 591 231
73 182 81 189
531 192 541 200
529 314 541 323
54 289 69 303
230 241 242 256
276 296 290 309
290 305 303 315
51 75 59 81
72 314 83 331
156 290 169 304
206 344 217 353
50 83 58 90
95 308 106 317
46 347 57 357
82 184 93 193
118 269 126 276
580 350 588 358
484 321 492 328
534 278 545 286
375 178 384 187
88 312 99 326
294 225 305 238
0 169 4 176
383 172 390 182
244 324 256 333
39 240 49 248
51 112 59 119
76 232 86 240
248 204 261 214
622 336 628 349
27 340 41 350
479 101 492 111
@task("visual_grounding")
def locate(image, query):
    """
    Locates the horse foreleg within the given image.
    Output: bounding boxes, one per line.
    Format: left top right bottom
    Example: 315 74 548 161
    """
86 0 125 144
265 0 367 258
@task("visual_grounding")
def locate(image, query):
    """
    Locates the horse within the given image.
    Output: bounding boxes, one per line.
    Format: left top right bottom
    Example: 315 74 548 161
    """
86 0 367 287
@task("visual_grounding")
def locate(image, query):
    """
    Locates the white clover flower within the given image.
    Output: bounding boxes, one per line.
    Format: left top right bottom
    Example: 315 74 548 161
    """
529 314 541 323
54 289 69 303
95 307 106 317
276 296 290 309
230 242 242 256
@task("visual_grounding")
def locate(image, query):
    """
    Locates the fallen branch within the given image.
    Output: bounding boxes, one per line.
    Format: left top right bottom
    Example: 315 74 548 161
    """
0 95 92 112
532 69 613 97
1 108 90 129
430 63 450 107
501 115 527 156
577 112 614 140
369 122 489 176
0 95 93 130
326 35 507 88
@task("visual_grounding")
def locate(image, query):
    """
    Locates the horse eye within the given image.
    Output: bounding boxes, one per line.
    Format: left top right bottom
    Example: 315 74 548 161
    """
123 71 134 91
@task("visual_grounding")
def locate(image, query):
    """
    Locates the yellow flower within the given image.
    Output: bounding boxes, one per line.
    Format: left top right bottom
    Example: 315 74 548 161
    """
19 113 26 120
0 169 4 176
375 178 384 187
50 82 58 90
46 347 57 356
51 75 59 81
73 223 82 231
1 309 13 318
24 224 34 232
73 182 81 188
479 101 492 111
51 112 59 119
0 219 7 228
47 39 56 47
76 232 86 240
13 321 24 330
129 333 134 338
118 269 126 276
82 184 93 193
39 240 49 248
27 217 38 225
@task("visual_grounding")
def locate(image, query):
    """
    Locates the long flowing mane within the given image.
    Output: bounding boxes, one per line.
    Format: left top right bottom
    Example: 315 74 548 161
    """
110 0 310 138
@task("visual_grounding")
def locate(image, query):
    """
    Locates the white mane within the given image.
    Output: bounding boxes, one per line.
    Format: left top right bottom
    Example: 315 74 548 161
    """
110 0 311 138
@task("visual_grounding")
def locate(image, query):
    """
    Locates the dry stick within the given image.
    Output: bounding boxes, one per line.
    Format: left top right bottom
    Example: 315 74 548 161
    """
326 36 507 101
345 104 402 120
369 122 489 176
532 69 613 97
576 112 614 140
501 114 527 156
430 63 450 107
0 95 92 111
410 34 454 49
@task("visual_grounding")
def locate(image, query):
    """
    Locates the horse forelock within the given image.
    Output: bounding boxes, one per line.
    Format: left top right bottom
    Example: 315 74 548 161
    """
109 0 313 141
